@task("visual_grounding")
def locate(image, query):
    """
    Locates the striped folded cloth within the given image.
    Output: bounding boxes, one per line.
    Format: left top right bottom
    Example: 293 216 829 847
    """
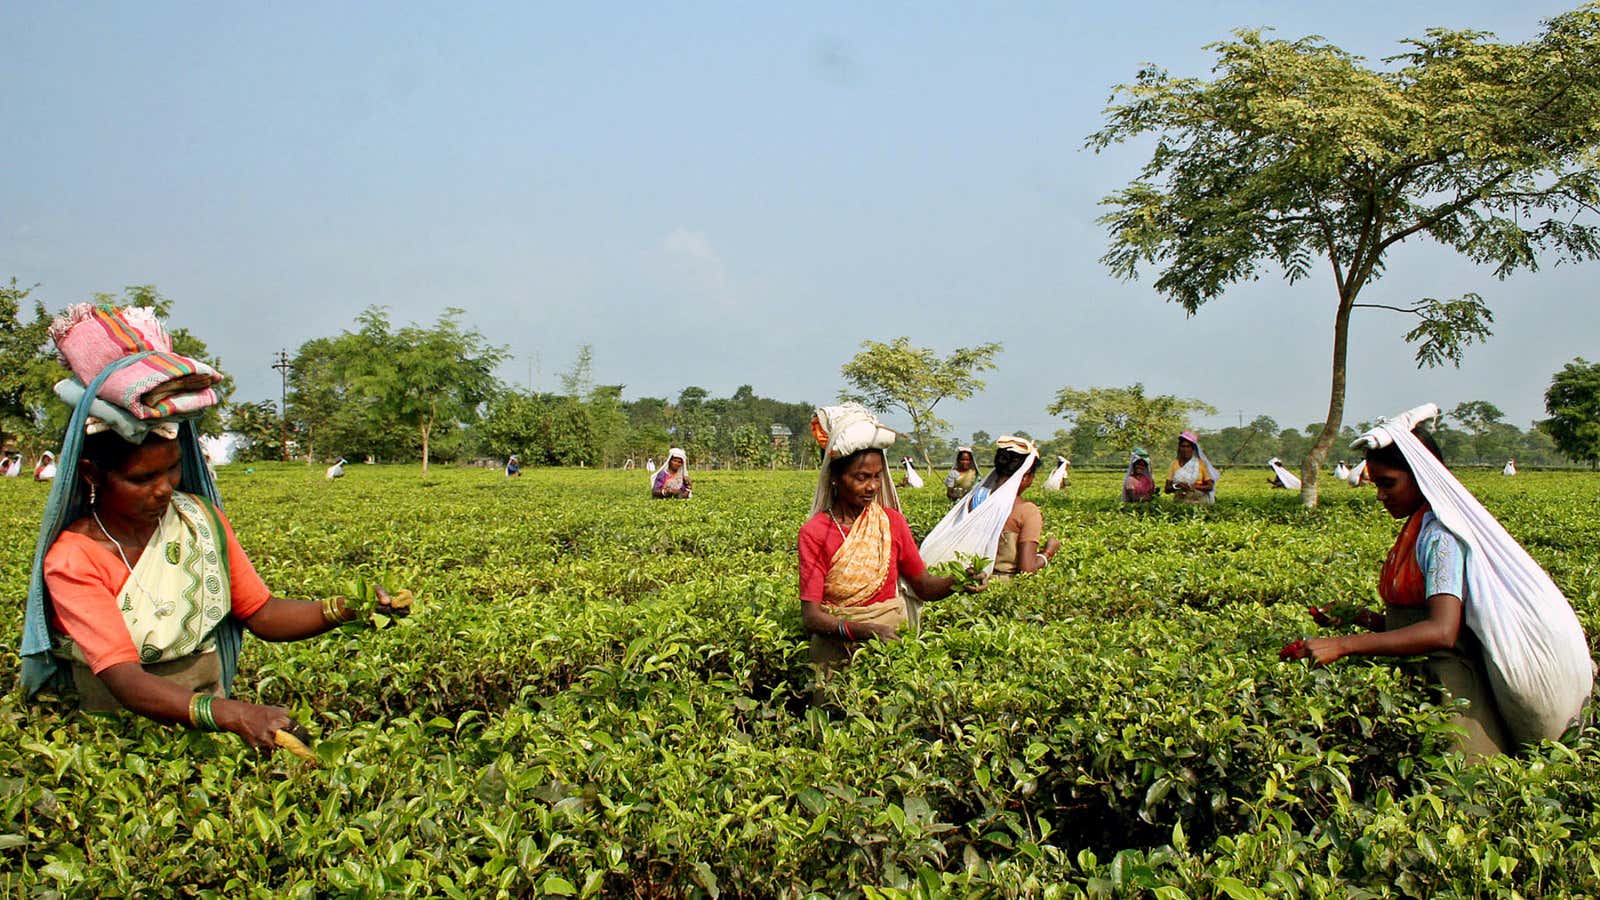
50 303 223 420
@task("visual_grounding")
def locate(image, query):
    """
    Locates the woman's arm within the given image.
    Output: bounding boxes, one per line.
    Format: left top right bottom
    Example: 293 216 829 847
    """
1014 537 1062 574
800 601 897 641
1303 594 1461 665
243 586 411 641
95 663 292 751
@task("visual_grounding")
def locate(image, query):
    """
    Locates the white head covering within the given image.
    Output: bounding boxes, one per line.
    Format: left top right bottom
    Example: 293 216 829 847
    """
809 402 900 516
1353 403 1591 744
666 447 687 470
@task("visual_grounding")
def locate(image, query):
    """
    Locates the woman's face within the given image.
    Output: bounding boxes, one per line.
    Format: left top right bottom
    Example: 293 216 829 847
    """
668 457 683 473
1368 458 1426 519
91 439 181 525
1133 459 1150 478
834 452 884 510
1176 439 1196 463
956 451 973 471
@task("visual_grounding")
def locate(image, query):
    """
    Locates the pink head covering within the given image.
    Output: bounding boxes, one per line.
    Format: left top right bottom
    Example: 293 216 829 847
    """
1179 430 1200 446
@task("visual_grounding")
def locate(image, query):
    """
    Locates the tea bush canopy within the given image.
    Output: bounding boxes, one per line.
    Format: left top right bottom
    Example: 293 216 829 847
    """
1091 4 1600 505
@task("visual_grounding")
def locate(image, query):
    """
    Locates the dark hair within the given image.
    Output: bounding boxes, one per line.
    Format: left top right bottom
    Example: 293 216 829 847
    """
82 431 175 476
1364 426 1444 473
992 447 1040 479
828 447 882 478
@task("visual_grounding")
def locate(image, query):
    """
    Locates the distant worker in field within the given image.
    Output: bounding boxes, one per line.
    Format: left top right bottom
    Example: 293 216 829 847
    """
943 447 980 502
651 448 692 499
325 457 346 480
1 451 20 477
1042 455 1070 491
20 303 412 754
1503 458 1517 476
1283 405 1592 758
1347 458 1372 486
35 451 58 481
799 404 977 670
505 454 521 477
1164 431 1218 504
1122 448 1157 502
984 436 1060 577
1334 460 1351 481
1267 457 1302 491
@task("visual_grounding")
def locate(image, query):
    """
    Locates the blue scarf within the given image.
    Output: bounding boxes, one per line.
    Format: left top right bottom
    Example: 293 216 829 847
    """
20 352 239 697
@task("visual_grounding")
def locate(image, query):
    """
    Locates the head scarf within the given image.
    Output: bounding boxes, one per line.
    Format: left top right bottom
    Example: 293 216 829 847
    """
949 446 982 476
809 403 900 516
21 307 230 697
1353 403 1590 744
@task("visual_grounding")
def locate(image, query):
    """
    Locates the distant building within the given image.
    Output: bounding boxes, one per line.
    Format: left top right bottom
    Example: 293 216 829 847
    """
770 424 793 450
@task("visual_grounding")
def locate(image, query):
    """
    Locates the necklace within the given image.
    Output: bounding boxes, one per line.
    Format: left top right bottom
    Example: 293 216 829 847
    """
92 508 140 573
826 507 859 540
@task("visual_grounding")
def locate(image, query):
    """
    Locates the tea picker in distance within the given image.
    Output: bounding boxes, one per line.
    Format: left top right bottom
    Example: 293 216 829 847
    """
1164 430 1219 504
1283 404 1593 758
798 404 981 671
651 447 693 499
943 447 980 502
505 454 521 477
19 304 413 755
34 451 57 481
1122 448 1157 503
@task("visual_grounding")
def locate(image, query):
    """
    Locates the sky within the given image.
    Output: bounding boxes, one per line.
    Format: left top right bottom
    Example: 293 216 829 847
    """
3 1 1594 444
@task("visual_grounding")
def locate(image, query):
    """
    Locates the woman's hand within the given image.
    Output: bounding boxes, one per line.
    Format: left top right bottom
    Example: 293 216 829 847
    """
1307 605 1339 627
861 622 900 641
1043 537 1062 558
1279 636 1345 665
215 699 293 752
374 585 413 618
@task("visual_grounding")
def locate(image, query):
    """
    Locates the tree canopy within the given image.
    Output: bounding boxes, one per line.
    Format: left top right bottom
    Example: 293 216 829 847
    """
839 337 1002 469
1048 383 1217 462
1541 358 1600 468
1091 5 1600 504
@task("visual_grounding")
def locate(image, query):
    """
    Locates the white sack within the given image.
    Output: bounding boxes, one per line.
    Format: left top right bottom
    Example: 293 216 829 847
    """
916 452 1037 589
1268 457 1302 491
1043 456 1069 491
903 459 924 489
1334 462 1350 481
1347 459 1368 487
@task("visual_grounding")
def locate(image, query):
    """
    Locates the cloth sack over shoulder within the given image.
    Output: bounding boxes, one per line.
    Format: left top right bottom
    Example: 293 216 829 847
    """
1355 403 1593 745
901 458 925 489
917 437 1038 585
1268 457 1302 491
1043 456 1069 491
1347 459 1368 487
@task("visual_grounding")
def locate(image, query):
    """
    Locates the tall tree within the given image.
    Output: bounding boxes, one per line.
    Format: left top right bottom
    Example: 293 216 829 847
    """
343 307 506 474
1091 7 1600 506
1047 383 1216 462
1541 358 1600 468
839 337 1002 469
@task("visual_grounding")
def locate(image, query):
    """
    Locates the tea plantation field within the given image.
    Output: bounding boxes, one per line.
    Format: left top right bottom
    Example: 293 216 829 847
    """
3 465 1599 897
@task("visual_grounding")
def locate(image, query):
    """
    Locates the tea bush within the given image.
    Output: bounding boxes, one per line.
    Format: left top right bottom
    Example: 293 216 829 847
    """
2 466 1598 896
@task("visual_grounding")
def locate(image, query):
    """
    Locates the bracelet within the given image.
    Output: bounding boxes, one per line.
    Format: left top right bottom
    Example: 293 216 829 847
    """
322 595 358 625
191 693 220 731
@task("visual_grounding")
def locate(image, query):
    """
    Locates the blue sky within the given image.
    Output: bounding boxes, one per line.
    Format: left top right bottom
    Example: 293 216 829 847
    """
4 2 1593 443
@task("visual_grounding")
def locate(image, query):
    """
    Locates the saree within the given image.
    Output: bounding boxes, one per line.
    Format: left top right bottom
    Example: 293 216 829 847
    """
53 492 234 712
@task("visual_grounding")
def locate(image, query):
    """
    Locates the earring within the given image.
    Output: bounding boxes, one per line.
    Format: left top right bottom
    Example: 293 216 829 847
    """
86 482 97 507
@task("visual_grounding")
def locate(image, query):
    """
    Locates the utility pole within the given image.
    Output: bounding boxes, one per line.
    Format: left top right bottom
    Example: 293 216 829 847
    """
271 350 292 462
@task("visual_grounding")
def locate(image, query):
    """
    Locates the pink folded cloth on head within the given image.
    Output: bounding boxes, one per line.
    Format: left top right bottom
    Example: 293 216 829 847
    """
50 304 223 420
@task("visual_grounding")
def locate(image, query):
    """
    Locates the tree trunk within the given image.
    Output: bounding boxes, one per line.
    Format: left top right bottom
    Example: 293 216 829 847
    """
420 422 430 475
1300 293 1358 508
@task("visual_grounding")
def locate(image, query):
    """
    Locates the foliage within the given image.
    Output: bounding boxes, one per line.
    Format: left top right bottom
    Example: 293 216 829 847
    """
3 467 1599 895
1541 358 1600 468
224 400 284 463
1048 383 1216 460
1091 6 1600 504
840 337 1003 470
0 279 52 453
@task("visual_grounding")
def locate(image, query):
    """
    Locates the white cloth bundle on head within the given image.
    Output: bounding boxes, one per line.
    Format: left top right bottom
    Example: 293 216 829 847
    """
1268 457 1302 491
809 403 901 516
918 437 1038 581
1043 456 1069 491
902 458 924 489
1354 403 1593 745
1346 459 1368 487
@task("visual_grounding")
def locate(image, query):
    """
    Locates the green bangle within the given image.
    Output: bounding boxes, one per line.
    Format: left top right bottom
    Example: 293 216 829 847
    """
193 693 220 731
